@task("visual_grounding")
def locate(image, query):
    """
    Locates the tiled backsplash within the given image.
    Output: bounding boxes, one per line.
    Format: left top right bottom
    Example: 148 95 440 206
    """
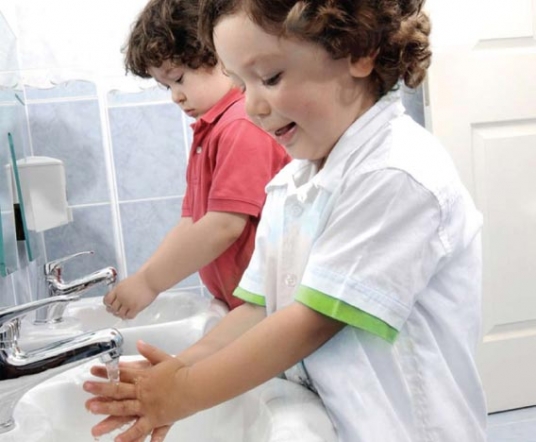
1 80 424 305
1 80 201 303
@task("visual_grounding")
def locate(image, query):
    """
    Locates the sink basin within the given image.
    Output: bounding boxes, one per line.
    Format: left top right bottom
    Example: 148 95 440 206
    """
7 358 337 442
67 290 214 329
19 291 228 355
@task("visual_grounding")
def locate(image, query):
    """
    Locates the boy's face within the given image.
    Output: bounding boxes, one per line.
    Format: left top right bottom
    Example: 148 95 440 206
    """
148 60 233 119
213 12 376 161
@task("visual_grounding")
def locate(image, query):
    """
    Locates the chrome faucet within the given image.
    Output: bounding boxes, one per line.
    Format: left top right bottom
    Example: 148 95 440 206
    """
0 296 123 434
34 251 117 324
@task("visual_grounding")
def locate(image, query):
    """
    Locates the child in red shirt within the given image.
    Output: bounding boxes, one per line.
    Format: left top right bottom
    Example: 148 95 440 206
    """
103 0 290 318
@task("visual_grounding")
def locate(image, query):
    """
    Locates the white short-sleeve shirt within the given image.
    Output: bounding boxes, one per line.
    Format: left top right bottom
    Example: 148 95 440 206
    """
235 92 487 442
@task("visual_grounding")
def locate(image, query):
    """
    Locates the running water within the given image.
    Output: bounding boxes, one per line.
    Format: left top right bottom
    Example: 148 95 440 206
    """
93 357 127 441
104 357 120 383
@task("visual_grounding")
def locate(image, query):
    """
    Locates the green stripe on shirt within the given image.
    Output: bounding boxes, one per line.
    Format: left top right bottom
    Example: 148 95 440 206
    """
295 285 398 343
233 287 266 306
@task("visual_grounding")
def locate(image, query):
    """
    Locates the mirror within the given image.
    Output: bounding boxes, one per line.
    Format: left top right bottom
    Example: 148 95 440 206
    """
0 131 17 276
0 11 32 274
8 132 33 262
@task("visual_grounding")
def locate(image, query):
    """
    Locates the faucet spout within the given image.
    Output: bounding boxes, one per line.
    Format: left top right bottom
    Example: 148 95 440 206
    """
53 266 117 295
0 298 123 434
34 251 117 324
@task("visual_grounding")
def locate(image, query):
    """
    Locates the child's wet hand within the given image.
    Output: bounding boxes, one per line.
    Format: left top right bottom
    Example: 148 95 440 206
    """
91 416 171 442
88 413 171 442
83 342 195 441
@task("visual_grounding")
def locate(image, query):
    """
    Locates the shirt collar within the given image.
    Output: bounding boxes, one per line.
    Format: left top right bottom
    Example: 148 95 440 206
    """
191 87 243 129
267 91 405 193
313 91 405 191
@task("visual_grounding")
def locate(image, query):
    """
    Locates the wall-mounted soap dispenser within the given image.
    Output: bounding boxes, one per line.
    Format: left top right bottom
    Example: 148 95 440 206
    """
7 156 73 232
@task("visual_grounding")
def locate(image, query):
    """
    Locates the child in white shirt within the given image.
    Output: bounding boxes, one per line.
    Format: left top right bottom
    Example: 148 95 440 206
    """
84 1 487 441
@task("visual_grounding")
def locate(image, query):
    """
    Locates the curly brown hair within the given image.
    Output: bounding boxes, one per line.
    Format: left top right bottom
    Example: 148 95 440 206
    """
124 0 218 78
199 0 431 98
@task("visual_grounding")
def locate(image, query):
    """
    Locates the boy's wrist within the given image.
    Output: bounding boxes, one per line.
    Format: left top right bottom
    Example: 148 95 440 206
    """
170 361 206 417
137 267 161 299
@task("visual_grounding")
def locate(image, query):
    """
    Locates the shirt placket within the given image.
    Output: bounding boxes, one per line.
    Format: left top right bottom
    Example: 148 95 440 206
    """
279 185 321 392
278 193 304 306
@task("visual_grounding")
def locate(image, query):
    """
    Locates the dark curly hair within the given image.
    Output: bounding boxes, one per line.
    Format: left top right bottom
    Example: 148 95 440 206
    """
199 0 431 98
124 0 218 78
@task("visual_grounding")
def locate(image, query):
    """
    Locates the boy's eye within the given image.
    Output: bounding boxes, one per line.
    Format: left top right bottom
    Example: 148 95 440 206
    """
262 72 282 87
176 75 184 84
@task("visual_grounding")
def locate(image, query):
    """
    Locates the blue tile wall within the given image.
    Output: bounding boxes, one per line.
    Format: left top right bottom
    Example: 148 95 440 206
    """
119 197 201 289
0 272 16 307
5 81 203 300
27 100 110 205
401 84 425 127
109 102 187 201
24 80 97 101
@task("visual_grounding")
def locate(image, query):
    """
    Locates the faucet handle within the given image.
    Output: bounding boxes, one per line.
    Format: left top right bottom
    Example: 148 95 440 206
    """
0 317 22 344
45 251 94 277
0 295 79 332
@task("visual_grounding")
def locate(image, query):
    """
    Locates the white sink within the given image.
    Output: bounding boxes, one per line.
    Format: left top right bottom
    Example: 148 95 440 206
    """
19 291 228 355
67 290 214 329
6 358 337 442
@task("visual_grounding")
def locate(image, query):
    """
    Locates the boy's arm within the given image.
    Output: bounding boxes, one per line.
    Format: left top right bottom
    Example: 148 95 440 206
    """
104 211 248 319
188 302 344 406
90 302 266 375
174 301 267 364
143 211 248 293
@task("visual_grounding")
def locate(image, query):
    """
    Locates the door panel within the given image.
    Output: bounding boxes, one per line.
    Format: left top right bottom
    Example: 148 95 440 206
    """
425 0 536 412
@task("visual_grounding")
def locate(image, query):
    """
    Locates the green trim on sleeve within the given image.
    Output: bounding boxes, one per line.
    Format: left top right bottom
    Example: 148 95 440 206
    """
233 287 266 306
295 285 398 343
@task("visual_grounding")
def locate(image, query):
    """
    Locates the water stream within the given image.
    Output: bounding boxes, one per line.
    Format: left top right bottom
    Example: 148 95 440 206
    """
104 357 120 383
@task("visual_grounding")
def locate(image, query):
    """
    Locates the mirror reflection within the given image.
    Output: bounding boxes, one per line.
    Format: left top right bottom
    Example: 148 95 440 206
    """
0 11 26 275
7 131 33 262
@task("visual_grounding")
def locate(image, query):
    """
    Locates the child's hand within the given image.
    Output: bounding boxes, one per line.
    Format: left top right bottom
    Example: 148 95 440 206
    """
84 341 197 442
104 272 158 319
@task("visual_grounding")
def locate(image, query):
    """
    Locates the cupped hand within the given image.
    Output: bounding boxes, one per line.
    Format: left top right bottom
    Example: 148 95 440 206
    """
104 272 158 319
84 341 198 442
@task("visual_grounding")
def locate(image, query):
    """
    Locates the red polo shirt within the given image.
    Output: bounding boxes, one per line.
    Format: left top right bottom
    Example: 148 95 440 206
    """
182 88 290 309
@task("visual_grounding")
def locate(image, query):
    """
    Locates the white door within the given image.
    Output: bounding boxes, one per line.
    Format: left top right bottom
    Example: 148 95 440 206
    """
425 0 536 412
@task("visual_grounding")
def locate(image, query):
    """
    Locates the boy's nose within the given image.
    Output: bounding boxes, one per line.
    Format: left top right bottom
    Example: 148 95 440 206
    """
171 90 186 105
244 91 270 121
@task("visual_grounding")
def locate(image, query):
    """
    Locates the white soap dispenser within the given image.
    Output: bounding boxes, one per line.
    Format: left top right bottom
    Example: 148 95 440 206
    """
9 156 73 232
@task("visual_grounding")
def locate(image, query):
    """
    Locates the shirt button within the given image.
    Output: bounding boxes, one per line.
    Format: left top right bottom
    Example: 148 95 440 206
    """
291 204 303 217
284 273 298 287
195 146 202 154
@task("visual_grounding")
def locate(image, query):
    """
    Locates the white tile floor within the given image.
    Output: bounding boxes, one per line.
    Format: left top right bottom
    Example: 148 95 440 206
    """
487 407 536 442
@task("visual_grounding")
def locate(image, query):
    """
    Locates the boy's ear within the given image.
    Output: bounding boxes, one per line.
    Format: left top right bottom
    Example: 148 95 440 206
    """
348 52 377 78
